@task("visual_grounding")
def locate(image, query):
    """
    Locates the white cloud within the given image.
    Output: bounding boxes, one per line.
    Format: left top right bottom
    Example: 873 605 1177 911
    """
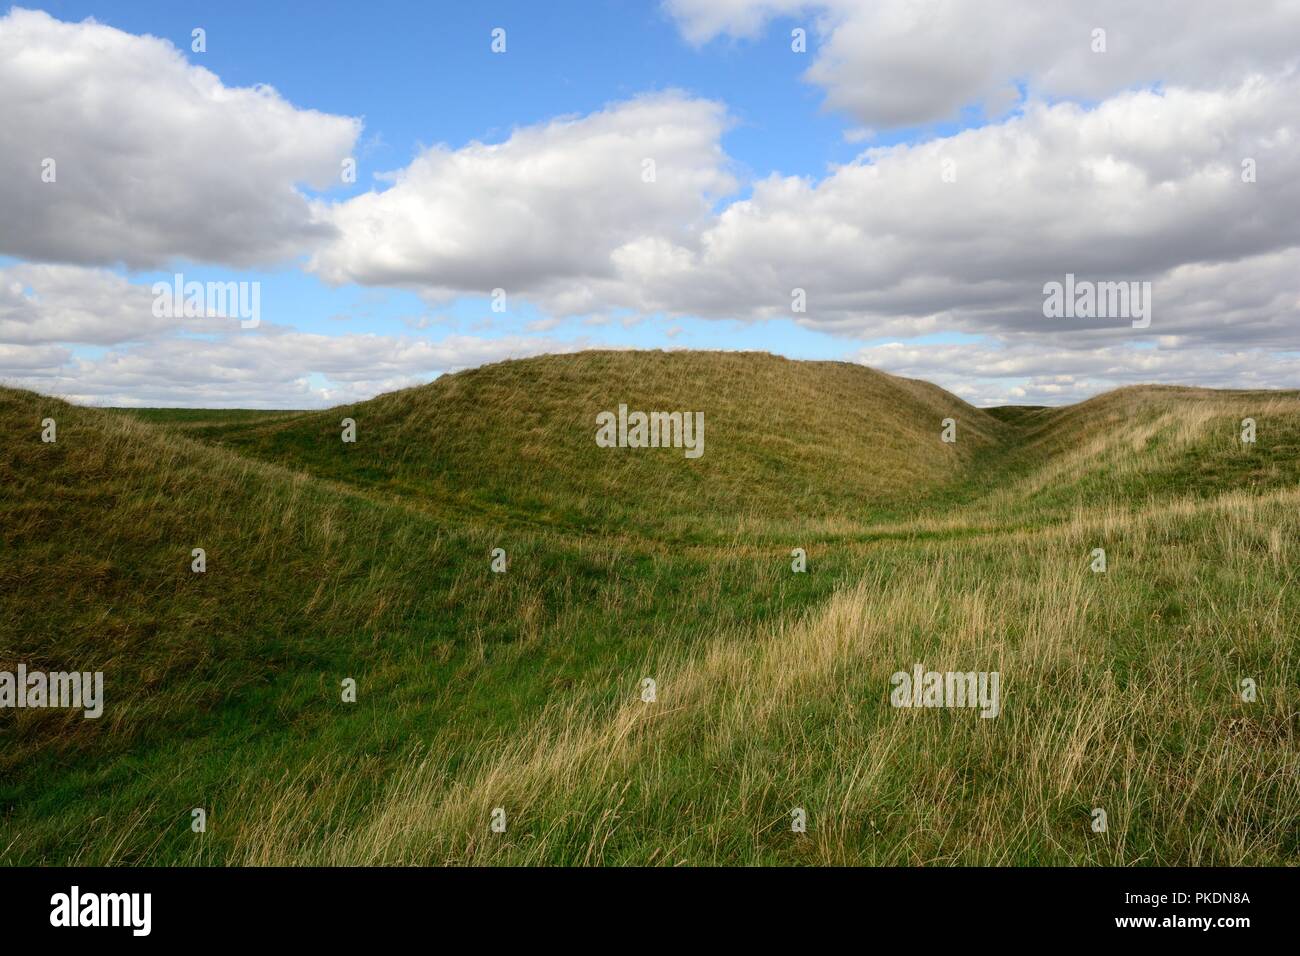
1 326 577 408
619 75 1300 350
0 262 577 407
310 92 736 312
0 7 360 269
311 77 1300 356
665 0 1300 127
0 264 170 344
857 341 1300 406
0 342 70 374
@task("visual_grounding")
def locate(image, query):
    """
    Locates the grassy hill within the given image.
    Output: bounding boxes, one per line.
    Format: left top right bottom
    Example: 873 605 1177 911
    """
1 351 1296 865
130 351 1011 541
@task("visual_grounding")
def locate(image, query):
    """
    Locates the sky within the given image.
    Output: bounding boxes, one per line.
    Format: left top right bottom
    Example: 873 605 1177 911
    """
1 0 1298 407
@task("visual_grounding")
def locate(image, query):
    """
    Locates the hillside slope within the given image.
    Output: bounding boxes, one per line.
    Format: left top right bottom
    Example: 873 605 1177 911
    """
0 373 857 861
3 352 1297 866
989 385 1300 518
164 351 1010 540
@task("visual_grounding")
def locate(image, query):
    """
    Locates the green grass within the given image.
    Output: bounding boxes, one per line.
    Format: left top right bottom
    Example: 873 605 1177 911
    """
2 350 1297 865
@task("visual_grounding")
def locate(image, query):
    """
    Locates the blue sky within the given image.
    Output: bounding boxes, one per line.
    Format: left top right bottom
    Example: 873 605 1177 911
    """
2 2 1298 406
43 0 877 179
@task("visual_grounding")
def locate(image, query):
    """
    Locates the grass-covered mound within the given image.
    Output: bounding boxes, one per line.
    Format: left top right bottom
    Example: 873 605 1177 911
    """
2 351 1296 864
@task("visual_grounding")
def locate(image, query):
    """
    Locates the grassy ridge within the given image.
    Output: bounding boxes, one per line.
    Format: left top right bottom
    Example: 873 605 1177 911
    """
150 351 1011 541
2 351 1297 864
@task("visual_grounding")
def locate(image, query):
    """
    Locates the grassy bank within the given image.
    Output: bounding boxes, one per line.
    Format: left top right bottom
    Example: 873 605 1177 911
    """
2 351 1296 864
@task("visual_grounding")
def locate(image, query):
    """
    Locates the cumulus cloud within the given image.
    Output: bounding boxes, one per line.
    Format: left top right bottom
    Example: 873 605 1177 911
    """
310 92 736 312
0 7 360 269
665 0 1300 127
2 324 577 408
0 263 576 407
619 75 1300 349
857 341 1300 406
0 263 172 344
0 342 70 375
310 74 1300 355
